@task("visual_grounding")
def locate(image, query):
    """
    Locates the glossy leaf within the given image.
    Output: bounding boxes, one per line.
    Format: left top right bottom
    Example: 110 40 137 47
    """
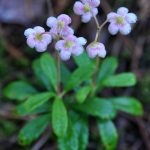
74 52 93 67
76 86 91 103
65 65 95 91
52 98 68 137
98 120 118 150
17 92 54 115
97 57 118 83
3 81 37 101
58 121 78 150
32 59 51 90
40 53 57 91
76 98 116 119
111 97 143 116
103 73 136 87
18 115 49 145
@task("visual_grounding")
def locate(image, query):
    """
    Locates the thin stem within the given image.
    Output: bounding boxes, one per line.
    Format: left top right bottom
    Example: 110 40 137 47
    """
93 15 100 29
56 53 61 94
99 19 108 31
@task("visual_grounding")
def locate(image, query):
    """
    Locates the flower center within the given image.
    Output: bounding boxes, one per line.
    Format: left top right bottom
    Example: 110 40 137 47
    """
57 21 64 29
84 4 91 13
65 41 74 48
116 16 124 24
35 33 43 41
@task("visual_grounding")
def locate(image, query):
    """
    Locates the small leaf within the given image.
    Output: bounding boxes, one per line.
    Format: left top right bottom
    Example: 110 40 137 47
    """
97 57 118 83
72 115 89 150
76 98 116 119
111 97 143 116
3 81 37 101
103 73 136 87
65 65 95 91
17 92 54 115
76 86 91 103
98 120 118 150
32 59 51 90
74 52 93 67
52 98 68 137
60 63 71 86
18 115 49 145
58 121 78 150
40 53 57 91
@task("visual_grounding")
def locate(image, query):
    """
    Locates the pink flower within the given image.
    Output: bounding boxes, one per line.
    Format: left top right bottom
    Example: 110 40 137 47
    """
86 42 106 58
46 14 74 39
55 35 87 60
107 7 137 35
73 0 100 23
24 26 52 52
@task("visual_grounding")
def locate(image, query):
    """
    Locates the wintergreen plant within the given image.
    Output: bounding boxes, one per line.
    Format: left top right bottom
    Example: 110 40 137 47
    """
3 0 142 150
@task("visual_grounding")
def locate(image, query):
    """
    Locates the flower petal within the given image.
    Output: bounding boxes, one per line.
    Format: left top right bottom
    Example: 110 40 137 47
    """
119 23 131 35
126 13 137 23
35 41 47 52
97 43 106 58
89 0 100 7
72 46 84 56
55 40 65 51
117 7 129 16
42 34 52 44
108 23 119 35
91 8 98 16
73 1 84 15
58 14 71 25
82 12 92 23
33 26 45 33
24 28 35 37
60 50 71 61
77 37 87 45
27 37 36 48
46 17 57 28
107 12 117 22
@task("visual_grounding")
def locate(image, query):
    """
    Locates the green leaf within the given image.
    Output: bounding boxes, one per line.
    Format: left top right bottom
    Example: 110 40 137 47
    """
52 98 68 137
111 97 143 116
98 120 118 150
76 98 116 119
71 114 89 150
32 59 51 90
76 86 91 103
74 52 93 67
60 63 71 86
65 65 95 91
58 121 78 150
103 73 136 87
40 53 57 91
97 57 118 83
17 92 54 115
3 81 37 101
18 115 49 145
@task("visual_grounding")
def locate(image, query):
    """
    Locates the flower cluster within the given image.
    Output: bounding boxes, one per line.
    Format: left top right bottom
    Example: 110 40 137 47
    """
24 0 137 61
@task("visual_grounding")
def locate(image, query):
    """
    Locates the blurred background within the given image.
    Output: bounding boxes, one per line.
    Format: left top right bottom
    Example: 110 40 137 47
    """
0 0 149 149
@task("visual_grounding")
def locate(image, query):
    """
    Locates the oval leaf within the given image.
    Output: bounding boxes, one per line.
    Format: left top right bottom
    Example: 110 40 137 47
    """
98 120 118 150
3 81 37 101
97 57 118 83
103 73 136 87
17 92 54 115
111 97 143 116
32 59 51 90
76 86 91 103
52 98 68 137
65 65 95 91
40 53 57 91
76 98 116 119
18 115 49 145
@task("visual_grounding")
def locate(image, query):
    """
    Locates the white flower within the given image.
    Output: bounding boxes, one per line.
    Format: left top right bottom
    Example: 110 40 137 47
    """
24 26 52 52
107 7 137 35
